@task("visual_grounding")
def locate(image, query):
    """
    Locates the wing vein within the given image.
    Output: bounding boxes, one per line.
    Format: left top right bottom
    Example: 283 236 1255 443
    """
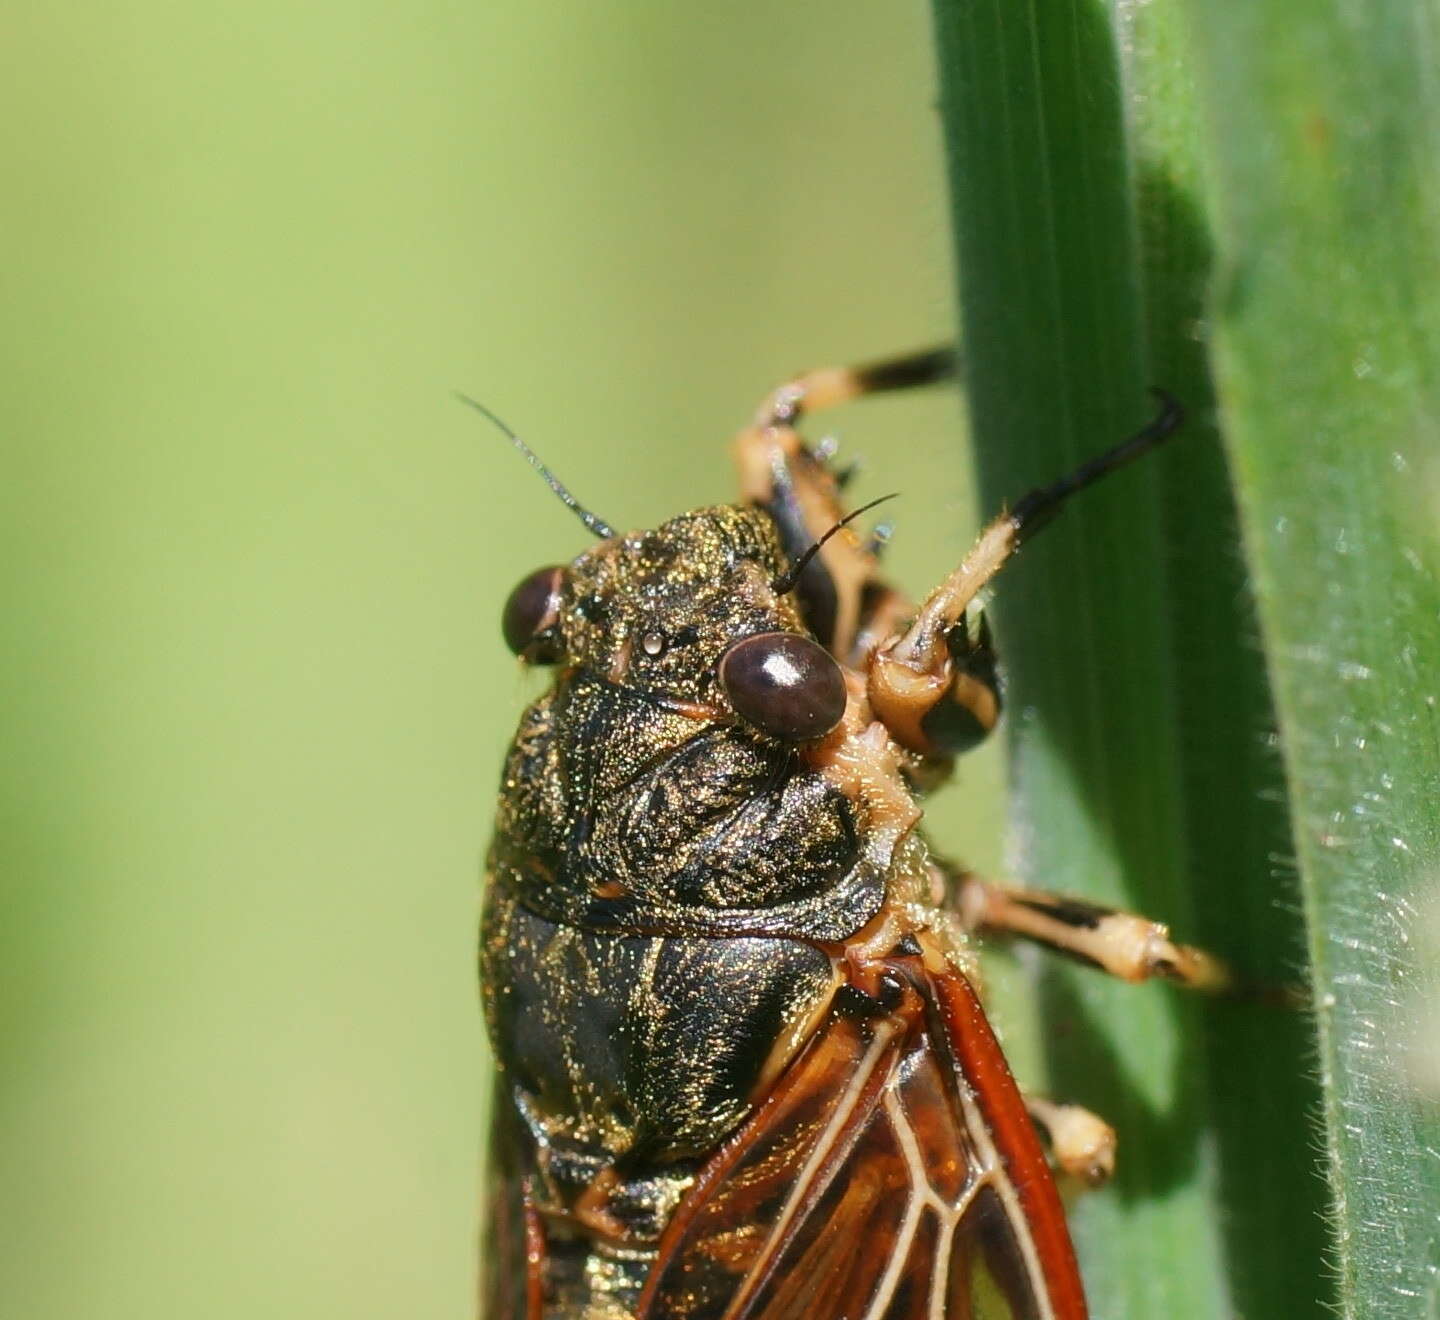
727 1021 898 1317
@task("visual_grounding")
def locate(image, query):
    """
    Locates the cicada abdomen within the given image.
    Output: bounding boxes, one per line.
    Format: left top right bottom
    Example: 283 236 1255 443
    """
476 350 1222 1319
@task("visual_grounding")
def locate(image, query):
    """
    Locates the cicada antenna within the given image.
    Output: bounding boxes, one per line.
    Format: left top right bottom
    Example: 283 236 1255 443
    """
455 392 616 540
772 492 898 595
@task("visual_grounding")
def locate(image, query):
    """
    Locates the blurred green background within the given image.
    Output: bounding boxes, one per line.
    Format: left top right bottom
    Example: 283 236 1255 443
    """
4 4 1002 1315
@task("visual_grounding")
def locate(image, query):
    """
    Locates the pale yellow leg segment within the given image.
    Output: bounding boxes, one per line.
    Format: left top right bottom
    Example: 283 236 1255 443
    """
867 514 1017 756
733 347 955 662
736 345 957 505
750 346 957 430
865 389 1184 758
1025 1097 1118 1188
954 873 1234 994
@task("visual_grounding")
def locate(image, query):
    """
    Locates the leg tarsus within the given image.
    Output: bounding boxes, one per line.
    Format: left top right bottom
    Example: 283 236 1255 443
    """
1025 1096 1117 1188
1009 388 1183 544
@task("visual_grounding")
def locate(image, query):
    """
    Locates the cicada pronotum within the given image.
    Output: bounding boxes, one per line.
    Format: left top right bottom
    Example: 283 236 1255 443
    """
476 349 1230 1319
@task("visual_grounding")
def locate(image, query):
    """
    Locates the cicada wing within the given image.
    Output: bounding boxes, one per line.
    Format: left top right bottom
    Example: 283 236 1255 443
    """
636 963 1085 1320
481 1077 546 1320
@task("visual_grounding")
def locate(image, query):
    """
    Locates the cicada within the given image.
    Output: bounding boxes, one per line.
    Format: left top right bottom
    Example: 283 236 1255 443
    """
476 349 1228 1319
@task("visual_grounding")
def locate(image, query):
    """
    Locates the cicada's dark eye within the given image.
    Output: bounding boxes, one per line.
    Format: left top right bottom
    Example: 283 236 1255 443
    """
718 632 847 742
502 566 565 663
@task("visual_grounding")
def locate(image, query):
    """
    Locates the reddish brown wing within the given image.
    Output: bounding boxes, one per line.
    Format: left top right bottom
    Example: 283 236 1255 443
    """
635 960 1086 1320
481 1078 546 1320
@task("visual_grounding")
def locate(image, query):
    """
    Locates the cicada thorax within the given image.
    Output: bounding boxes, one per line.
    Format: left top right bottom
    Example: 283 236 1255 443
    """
482 506 907 1159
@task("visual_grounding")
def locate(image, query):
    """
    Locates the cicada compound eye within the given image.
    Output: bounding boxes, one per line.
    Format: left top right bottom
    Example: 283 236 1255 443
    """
718 632 847 742
502 565 566 663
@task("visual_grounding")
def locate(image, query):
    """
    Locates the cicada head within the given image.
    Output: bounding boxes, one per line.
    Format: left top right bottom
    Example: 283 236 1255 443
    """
501 504 850 745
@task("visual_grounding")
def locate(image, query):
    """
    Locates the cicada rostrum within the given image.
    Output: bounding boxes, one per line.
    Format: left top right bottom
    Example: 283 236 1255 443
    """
476 349 1229 1319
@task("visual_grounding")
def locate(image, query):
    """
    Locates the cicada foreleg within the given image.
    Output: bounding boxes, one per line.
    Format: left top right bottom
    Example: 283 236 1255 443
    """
750 345 958 432
867 388 1182 762
735 346 957 664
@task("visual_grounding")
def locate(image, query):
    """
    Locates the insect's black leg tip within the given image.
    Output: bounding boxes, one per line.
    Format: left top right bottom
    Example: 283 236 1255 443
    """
1009 490 1058 545
1008 387 1186 546
852 346 959 396
1145 386 1184 440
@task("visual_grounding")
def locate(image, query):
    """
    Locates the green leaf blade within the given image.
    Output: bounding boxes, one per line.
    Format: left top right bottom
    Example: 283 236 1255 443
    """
1181 1 1440 1314
931 0 1333 1314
